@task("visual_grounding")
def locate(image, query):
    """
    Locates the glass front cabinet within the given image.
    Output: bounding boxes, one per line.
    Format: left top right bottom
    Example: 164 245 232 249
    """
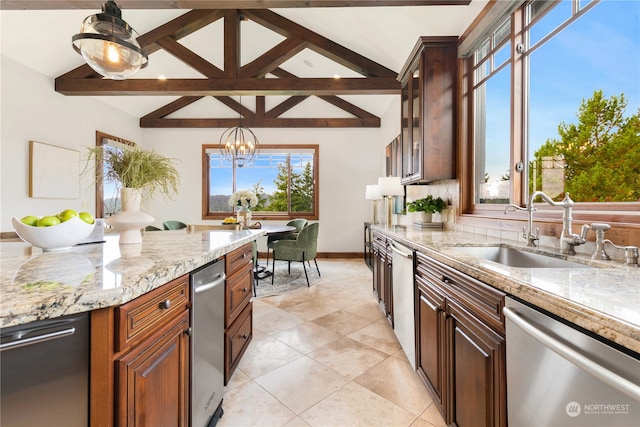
398 37 457 184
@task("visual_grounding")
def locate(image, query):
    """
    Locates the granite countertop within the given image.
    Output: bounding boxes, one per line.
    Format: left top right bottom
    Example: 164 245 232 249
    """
0 229 265 328
373 225 640 353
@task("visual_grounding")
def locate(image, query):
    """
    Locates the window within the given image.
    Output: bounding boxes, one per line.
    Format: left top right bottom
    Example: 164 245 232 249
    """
469 0 639 212
473 17 512 204
203 145 319 220
94 131 135 218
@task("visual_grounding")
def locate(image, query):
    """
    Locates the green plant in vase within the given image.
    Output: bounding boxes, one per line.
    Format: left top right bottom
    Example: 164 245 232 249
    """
407 195 446 222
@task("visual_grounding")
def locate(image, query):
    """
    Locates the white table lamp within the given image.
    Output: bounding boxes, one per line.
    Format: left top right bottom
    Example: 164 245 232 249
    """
365 184 382 224
377 177 404 226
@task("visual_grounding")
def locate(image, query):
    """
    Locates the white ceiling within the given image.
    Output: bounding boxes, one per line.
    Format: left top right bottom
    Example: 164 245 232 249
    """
0 2 487 121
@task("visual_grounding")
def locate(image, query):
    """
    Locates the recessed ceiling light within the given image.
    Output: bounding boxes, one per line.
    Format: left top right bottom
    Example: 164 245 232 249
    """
158 74 167 80
333 74 341 79
303 59 314 68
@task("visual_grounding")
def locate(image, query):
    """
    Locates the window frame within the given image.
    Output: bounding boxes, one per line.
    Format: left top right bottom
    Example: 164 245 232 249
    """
459 0 639 245
94 131 136 219
202 144 319 221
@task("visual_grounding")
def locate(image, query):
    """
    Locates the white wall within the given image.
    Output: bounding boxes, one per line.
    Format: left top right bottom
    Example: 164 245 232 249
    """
1 55 400 254
1 55 142 231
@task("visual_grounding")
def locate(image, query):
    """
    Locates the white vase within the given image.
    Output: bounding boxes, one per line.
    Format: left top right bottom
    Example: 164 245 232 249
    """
418 212 433 223
236 205 251 226
106 188 154 244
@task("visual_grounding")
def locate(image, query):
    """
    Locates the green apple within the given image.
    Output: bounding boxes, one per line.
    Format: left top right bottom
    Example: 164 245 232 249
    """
37 216 61 227
57 209 78 222
20 215 39 226
78 211 95 224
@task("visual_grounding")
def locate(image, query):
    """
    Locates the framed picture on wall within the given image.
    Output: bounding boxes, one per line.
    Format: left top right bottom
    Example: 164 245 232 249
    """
29 140 81 199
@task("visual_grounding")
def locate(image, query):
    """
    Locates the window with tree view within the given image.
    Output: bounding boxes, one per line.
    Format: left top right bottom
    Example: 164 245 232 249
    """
204 145 318 219
473 0 639 206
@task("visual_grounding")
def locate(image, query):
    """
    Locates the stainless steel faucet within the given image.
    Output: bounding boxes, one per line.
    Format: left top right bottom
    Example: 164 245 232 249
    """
590 223 639 266
505 191 590 254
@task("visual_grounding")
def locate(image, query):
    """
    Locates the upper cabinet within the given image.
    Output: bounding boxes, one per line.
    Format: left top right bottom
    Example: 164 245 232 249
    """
398 37 457 184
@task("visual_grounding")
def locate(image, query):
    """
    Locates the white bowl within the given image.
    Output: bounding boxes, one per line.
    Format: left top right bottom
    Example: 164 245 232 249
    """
12 216 96 252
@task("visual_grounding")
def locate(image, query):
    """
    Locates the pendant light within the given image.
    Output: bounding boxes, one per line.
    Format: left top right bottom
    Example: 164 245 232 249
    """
220 97 260 168
72 1 148 80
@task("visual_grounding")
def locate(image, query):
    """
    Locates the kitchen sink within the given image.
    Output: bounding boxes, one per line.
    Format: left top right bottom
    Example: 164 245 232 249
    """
452 246 593 269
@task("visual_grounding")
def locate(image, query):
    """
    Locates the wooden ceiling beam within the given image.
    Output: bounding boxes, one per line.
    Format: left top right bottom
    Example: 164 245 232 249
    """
1 1 472 10
55 77 401 96
141 96 203 120
139 117 381 128
243 9 396 77
155 37 223 78
239 38 307 78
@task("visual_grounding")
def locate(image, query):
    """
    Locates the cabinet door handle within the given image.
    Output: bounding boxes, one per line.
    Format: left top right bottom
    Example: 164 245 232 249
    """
242 287 248 293
241 334 249 340
183 327 192 336
159 299 171 310
440 275 452 285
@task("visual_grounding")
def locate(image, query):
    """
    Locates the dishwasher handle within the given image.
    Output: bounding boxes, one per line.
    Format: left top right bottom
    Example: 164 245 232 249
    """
503 306 640 401
194 273 226 294
0 325 76 352
391 242 413 259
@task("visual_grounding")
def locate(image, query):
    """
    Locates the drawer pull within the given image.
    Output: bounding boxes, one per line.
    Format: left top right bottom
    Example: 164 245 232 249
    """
242 287 248 293
159 299 171 310
441 275 452 285
241 334 248 340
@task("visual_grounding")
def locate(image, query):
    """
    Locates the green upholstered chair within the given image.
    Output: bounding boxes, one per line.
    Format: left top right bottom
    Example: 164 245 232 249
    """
145 225 163 231
270 223 320 287
266 218 308 266
162 220 187 230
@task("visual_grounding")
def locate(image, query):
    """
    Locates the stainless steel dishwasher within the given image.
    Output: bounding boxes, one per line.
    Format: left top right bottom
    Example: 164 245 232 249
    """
1 312 89 426
504 297 640 426
191 258 226 427
391 241 416 369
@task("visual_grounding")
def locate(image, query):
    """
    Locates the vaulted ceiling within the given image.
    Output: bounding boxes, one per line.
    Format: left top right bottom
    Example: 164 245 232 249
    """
1 1 487 128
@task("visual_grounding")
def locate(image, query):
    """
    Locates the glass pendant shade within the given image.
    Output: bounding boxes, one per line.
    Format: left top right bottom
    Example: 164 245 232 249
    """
220 125 259 168
72 1 148 80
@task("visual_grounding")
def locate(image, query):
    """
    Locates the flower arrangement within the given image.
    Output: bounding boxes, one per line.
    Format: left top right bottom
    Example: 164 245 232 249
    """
85 144 180 198
229 190 258 209
407 195 446 214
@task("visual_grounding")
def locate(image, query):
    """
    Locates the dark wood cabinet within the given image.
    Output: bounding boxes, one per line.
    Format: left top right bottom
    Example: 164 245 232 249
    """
364 222 373 271
224 243 254 384
415 251 506 427
398 37 457 184
371 231 393 324
116 311 190 427
91 275 192 427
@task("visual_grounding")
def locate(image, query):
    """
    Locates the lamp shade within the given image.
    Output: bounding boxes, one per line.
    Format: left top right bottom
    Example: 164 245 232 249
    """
72 1 148 80
365 185 382 200
377 177 404 196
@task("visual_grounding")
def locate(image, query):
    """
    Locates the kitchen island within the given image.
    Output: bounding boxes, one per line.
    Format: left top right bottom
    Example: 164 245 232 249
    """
1 228 264 426
0 228 264 327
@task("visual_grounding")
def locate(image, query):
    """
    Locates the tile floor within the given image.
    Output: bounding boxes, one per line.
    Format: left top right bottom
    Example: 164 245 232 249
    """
218 258 447 427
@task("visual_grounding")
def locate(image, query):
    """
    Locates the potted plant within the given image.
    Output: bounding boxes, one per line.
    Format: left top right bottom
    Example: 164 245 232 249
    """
407 195 446 223
85 145 180 243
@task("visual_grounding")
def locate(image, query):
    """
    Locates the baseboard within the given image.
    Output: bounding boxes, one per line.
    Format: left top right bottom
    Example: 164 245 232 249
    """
317 252 361 259
258 252 361 260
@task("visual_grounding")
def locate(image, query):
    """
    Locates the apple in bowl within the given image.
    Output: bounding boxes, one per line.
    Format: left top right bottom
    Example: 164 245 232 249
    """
12 215 95 252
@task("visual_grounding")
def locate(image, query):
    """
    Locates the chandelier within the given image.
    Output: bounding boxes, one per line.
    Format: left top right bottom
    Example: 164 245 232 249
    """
220 98 260 168
72 1 148 80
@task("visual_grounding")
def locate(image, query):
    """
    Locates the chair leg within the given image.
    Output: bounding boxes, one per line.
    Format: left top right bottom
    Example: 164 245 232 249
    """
271 259 275 285
302 258 310 287
287 261 291 274
313 258 321 277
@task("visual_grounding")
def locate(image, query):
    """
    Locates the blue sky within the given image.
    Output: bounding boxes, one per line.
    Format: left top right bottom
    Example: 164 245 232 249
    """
484 0 640 183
